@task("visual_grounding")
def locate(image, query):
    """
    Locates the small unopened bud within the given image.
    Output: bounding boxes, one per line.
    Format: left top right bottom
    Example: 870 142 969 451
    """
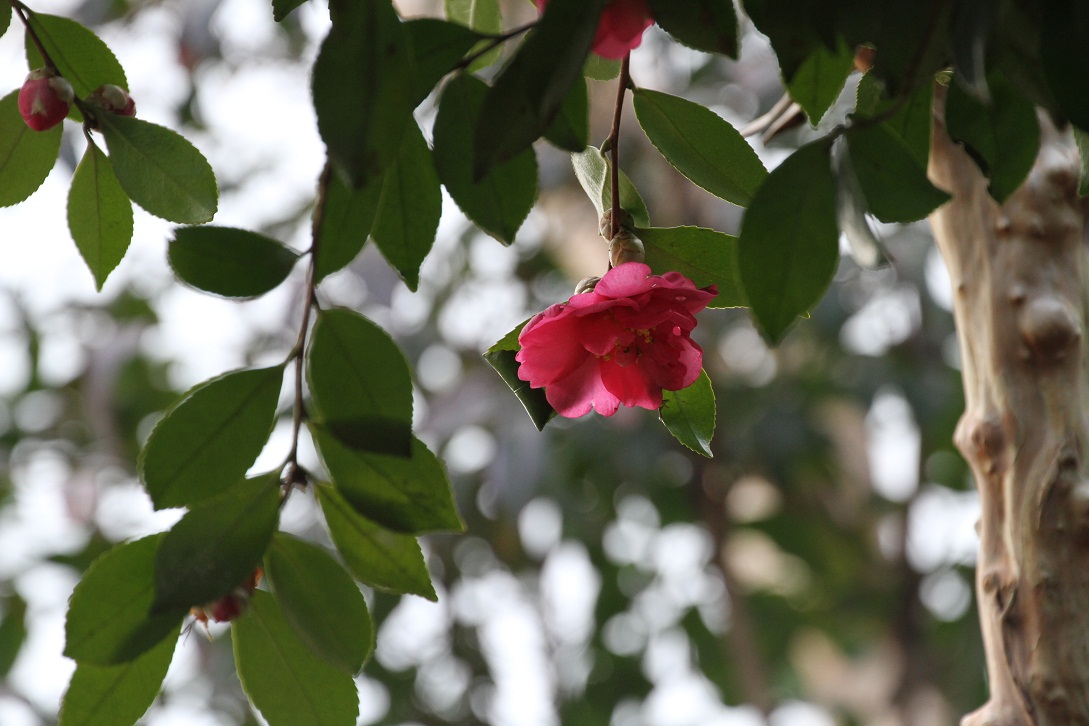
18 68 73 131
609 229 645 268
574 276 601 295
599 208 634 239
87 84 136 116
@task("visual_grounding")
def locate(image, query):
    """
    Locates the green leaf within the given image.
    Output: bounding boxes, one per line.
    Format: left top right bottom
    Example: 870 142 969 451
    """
234 591 359 726
787 38 855 124
0 4 10 39
312 0 414 189
314 172 382 283
152 473 280 614
96 113 218 224
68 139 134 290
473 0 606 177
0 596 27 679
584 54 620 81
64 535 184 665
25 12 126 118
1041 0 1089 133
945 72 1040 203
444 0 501 72
139 365 284 510
433 75 538 244
307 308 413 457
636 226 746 308
647 0 738 57
660 370 715 457
632 89 767 207
0 90 61 208
571 147 650 228
58 624 179 726
272 0 307 22
370 122 442 291
313 425 463 534
316 484 437 600
855 74 934 168
543 76 589 153
742 0 831 83
265 534 373 673
1075 128 1089 197
404 18 483 107
483 321 557 431
738 139 839 344
168 226 300 299
846 124 950 223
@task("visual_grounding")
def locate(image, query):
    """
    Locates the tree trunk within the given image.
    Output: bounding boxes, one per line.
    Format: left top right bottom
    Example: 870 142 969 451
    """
928 88 1089 726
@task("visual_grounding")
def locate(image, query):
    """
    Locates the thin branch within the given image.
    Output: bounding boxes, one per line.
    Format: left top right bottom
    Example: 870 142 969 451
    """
454 20 537 72
607 54 632 244
10 1 55 72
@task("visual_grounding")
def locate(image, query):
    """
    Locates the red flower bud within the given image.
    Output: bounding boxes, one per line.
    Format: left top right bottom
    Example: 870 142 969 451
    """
88 84 136 116
18 68 73 131
536 0 653 59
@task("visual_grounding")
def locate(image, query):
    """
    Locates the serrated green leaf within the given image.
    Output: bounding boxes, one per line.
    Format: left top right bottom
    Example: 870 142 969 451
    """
0 90 61 207
945 72 1040 203
434 75 538 244
473 0 606 177
313 425 463 534
266 534 373 673
571 147 650 228
312 0 414 189
96 113 218 224
139 366 284 509
0 595 26 679
633 89 767 207
307 308 413 457
543 75 589 153
169 226 300 298
1041 0 1089 133
152 473 279 614
404 18 483 107
272 0 306 22
371 122 441 291
660 369 715 457
317 484 436 600
739 139 839 344
445 0 501 72
846 124 950 223
68 140 134 290
636 226 746 308
483 322 557 431
314 172 382 283
58 623 178 726
647 0 738 57
64 535 184 665
234 591 359 726
787 38 855 124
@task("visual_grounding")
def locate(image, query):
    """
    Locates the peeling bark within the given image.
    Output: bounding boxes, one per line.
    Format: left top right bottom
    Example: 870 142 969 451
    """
928 88 1089 726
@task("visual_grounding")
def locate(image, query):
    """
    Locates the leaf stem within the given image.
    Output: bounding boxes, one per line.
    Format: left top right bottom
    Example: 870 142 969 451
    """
455 20 537 71
607 54 632 244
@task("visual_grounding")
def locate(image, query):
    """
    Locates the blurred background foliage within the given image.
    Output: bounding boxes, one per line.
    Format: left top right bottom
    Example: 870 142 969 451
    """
0 0 985 724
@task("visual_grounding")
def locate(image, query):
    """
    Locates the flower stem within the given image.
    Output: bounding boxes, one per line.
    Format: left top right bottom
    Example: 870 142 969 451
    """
455 20 537 71
608 54 632 244
10 1 55 72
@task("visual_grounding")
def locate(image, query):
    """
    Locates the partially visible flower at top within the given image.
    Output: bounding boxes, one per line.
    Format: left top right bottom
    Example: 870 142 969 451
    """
516 262 716 418
535 0 653 59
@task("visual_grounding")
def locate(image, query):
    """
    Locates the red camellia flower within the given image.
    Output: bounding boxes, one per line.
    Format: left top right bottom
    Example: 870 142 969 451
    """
18 68 73 131
535 0 653 59
516 262 715 418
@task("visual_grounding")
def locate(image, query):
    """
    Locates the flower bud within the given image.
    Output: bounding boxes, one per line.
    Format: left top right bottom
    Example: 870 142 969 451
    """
609 229 645 268
574 276 601 295
88 84 136 116
18 68 73 131
599 208 635 239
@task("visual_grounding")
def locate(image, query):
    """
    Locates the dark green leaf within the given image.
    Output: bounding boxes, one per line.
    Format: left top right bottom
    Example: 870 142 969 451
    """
68 139 133 290
97 113 218 224
169 226 300 298
307 307 413 457
660 370 715 457
64 535 184 665
787 38 855 124
647 0 738 57
543 75 589 153
633 89 767 207
272 0 306 22
25 12 126 116
0 90 61 207
152 473 280 614
58 624 178 726
473 0 606 177
483 322 557 431
434 74 538 244
314 172 382 283
0 4 10 39
139 365 284 509
636 226 746 308
0 596 26 679
234 591 359 726
404 18 483 107
266 534 373 673
1075 128 1089 197
945 72 1040 202
312 425 464 534
445 0 501 72
742 0 832 82
846 124 950 223
571 147 650 228
371 122 442 290
316 484 437 600
739 139 839 344
312 0 414 189
856 75 934 168
1041 0 1089 132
